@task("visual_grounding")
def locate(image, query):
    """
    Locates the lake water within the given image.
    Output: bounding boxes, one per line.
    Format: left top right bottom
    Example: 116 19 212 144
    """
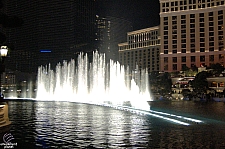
1 100 225 148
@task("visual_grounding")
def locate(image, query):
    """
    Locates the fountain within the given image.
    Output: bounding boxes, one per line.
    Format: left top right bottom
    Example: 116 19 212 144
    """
36 52 152 111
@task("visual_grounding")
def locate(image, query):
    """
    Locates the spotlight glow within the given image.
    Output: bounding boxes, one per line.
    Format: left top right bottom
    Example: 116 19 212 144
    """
95 104 203 126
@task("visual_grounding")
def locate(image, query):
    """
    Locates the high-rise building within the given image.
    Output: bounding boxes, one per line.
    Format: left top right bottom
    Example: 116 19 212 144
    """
160 0 225 72
95 15 132 61
118 26 160 72
2 0 97 73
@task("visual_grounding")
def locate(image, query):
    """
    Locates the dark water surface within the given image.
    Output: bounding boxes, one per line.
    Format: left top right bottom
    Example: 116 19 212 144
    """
1 100 225 148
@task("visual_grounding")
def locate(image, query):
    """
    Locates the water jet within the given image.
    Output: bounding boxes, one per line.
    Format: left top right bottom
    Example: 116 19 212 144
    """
36 52 151 111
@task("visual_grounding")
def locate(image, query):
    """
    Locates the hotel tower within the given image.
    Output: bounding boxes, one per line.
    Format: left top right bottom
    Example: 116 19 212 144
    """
160 0 225 72
118 26 160 73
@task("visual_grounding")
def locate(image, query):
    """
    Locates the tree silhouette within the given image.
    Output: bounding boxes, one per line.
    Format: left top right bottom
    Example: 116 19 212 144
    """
191 71 211 94
208 63 224 75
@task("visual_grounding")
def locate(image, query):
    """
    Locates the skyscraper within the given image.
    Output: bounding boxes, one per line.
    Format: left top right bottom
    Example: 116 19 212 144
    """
160 0 225 72
95 15 133 61
2 0 97 73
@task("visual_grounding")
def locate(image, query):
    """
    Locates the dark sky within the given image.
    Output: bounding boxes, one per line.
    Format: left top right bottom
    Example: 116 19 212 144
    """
98 0 160 30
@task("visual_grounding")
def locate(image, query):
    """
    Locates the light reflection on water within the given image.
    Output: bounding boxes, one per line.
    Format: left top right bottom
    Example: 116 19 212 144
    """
1 101 225 148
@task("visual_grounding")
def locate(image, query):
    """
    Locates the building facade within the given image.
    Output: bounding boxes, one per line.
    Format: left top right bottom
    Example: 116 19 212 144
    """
118 26 160 72
2 0 97 73
207 72 225 93
160 0 225 72
95 15 132 61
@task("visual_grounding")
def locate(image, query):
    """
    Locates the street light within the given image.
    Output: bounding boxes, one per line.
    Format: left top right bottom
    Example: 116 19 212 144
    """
0 46 8 100
0 46 8 57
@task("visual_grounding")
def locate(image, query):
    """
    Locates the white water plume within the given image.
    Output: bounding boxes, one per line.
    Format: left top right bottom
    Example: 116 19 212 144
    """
36 52 152 111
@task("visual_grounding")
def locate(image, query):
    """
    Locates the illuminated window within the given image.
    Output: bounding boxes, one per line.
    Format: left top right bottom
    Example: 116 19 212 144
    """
219 82 224 87
211 82 217 87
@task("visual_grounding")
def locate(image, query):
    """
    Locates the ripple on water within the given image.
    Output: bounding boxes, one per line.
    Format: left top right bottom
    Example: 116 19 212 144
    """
5 101 225 148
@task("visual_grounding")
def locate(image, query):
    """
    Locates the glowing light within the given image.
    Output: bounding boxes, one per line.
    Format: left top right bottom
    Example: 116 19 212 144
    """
33 51 204 125
89 103 204 125
36 52 151 111
40 49 52 53
149 110 203 123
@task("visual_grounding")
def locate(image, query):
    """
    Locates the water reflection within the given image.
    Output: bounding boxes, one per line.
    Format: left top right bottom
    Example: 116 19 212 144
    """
2 101 225 148
32 101 153 148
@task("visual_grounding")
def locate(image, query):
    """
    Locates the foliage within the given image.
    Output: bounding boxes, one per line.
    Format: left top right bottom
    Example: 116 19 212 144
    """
190 71 211 94
191 65 198 72
158 72 172 94
149 71 172 95
181 89 193 99
170 71 180 77
149 71 159 83
182 89 191 94
180 66 198 77
184 69 198 77
208 63 224 75
181 65 189 71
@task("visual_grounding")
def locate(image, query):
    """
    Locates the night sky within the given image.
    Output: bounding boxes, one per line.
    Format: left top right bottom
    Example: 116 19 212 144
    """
98 0 160 30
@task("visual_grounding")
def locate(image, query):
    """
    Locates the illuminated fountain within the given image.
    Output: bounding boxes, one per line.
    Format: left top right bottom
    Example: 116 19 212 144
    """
36 52 151 111
35 52 204 125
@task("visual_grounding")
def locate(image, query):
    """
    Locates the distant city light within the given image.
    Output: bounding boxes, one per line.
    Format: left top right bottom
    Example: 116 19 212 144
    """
40 49 52 53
